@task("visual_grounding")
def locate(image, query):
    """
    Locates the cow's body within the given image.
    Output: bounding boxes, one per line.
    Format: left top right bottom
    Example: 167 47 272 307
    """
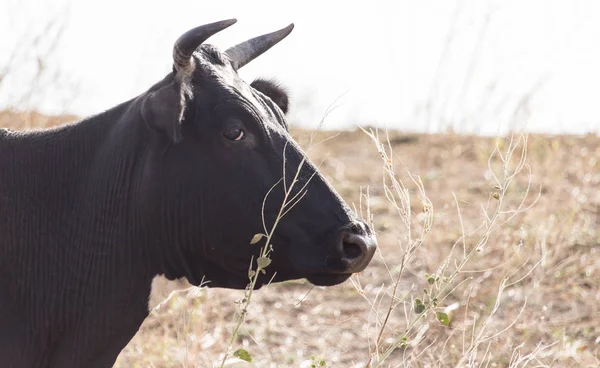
0 19 376 367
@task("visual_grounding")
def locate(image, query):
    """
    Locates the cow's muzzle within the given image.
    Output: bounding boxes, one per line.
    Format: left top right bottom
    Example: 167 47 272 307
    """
305 221 376 287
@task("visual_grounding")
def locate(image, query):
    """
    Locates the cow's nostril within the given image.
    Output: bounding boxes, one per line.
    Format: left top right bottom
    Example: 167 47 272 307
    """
340 232 369 263
342 239 363 260
336 222 377 273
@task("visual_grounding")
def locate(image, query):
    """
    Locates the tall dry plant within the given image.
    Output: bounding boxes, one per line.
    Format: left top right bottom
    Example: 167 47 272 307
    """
218 98 346 366
218 144 319 366
351 128 545 367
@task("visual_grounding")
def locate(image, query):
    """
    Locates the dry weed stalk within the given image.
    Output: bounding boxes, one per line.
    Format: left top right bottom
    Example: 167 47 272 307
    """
218 143 316 367
218 97 346 366
357 128 543 367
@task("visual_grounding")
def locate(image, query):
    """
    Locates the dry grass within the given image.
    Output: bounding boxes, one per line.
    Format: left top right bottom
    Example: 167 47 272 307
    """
2 111 599 367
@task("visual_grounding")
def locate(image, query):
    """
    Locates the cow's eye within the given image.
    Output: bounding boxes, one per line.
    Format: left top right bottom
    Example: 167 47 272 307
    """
223 127 245 141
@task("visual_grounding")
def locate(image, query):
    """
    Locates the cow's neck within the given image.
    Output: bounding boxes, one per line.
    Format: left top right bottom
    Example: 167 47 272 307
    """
0 100 146 215
0 98 158 362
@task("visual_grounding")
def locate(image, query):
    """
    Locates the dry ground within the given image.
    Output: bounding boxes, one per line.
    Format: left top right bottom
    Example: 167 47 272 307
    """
2 111 599 367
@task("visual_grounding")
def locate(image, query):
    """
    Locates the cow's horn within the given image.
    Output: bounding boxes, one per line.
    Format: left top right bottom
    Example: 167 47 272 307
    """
225 23 294 70
173 18 238 75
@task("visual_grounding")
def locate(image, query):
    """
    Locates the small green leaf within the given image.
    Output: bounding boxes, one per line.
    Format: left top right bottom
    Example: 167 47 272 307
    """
414 298 425 314
233 348 252 362
250 233 265 245
436 312 450 326
257 256 272 269
248 270 256 278
493 192 500 200
428 277 435 285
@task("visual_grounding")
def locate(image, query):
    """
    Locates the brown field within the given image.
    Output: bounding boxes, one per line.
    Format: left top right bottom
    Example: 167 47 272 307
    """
2 111 599 367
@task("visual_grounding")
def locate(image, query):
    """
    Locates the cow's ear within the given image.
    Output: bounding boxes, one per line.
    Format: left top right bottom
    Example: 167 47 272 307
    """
251 78 289 115
141 78 190 143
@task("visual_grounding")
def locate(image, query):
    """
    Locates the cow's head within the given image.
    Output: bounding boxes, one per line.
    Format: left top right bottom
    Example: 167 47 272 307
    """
138 19 376 290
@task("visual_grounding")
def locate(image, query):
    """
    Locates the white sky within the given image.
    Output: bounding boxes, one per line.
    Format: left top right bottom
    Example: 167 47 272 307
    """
2 0 600 135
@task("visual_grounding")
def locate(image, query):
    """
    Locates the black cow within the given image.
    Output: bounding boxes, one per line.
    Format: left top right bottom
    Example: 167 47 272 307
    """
0 19 376 367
